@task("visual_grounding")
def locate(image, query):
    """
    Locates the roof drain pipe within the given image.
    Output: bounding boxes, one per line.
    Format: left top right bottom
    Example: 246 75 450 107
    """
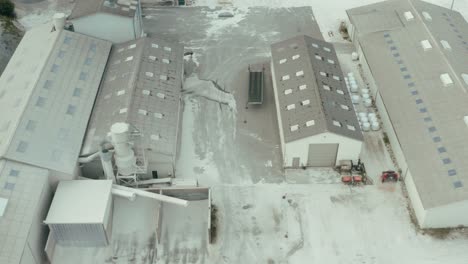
112 184 189 207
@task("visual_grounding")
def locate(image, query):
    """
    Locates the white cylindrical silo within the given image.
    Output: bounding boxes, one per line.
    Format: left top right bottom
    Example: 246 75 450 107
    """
361 88 369 95
368 112 377 119
371 121 380 131
361 116 369 123
359 112 367 118
110 122 137 176
350 83 359 93
362 94 370 100
352 95 360 104
369 115 378 123
53 13 66 31
362 122 371 131
364 99 372 107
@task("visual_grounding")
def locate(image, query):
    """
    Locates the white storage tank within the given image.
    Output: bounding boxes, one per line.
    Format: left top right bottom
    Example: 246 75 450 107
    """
364 99 372 107
362 93 370 100
358 112 367 118
371 121 380 131
362 122 371 131
368 112 377 119
352 95 360 104
350 83 359 93
361 116 369 123
361 88 369 95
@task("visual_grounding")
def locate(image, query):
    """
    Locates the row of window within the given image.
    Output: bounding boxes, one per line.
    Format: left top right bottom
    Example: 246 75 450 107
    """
289 120 356 132
118 108 165 119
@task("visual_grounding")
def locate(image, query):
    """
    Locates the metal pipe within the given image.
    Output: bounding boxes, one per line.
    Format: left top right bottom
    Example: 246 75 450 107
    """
111 188 136 201
112 185 189 207
100 149 115 183
77 151 101 163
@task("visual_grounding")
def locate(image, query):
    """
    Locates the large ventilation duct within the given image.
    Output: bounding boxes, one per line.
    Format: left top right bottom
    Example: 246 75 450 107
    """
110 122 137 176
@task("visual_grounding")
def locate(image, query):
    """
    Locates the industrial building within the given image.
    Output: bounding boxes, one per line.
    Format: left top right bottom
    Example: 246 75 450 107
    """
0 22 111 264
69 0 144 43
271 35 363 168
80 36 184 180
347 0 468 228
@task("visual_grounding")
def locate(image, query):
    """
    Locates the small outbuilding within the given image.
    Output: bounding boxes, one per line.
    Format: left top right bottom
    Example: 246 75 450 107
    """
271 35 363 168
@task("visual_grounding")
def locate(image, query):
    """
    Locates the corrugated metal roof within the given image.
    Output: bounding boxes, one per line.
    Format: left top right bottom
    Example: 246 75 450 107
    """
271 35 363 143
81 37 184 163
0 26 112 175
0 159 49 264
348 0 468 209
69 0 138 20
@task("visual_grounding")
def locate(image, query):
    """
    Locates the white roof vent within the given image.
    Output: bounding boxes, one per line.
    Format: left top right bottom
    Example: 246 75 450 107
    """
421 40 432 51
151 134 160 141
347 125 356 131
301 99 310 106
312 43 319 48
142 90 151 95
154 112 163 119
327 59 335 64
336 89 344 95
440 40 452 51
138 109 148 115
333 120 342 127
162 59 170 64
296 70 304 77
323 85 331 91
151 43 159 48
287 104 296 110
125 56 133 61
333 75 341 81
404 11 414 21
315 55 322 60
320 71 327 77
160 75 168 81
462 74 468 85
306 120 315 127
119 108 128 114
282 75 290 81
323 47 331 52
117 90 125 96
292 54 300 60
279 59 287 64
0 197 8 217
299 84 307 90
290 125 299 131
145 72 154 78
340 104 349 110
148 55 156 61
156 92 165 99
422 11 432 21
440 73 453 87
164 47 172 52
284 89 292 95
128 43 136 49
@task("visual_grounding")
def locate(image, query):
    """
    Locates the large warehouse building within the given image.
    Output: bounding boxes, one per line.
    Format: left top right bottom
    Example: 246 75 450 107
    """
271 35 363 168
347 0 468 228
0 24 111 263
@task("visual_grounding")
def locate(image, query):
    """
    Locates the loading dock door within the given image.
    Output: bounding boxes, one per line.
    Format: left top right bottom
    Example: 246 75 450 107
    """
307 143 338 167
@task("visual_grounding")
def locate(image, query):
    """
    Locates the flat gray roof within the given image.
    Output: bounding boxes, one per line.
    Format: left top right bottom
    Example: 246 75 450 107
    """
81 37 184 162
271 35 363 143
0 25 111 175
348 0 468 208
0 159 49 264
69 0 138 20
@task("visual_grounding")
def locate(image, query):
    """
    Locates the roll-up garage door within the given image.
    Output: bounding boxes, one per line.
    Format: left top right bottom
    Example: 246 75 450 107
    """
307 143 338 167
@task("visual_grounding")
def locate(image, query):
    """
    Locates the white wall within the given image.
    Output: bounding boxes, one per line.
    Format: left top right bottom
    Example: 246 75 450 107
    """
284 132 362 167
270 60 286 162
72 13 135 43
424 200 468 228
404 169 427 227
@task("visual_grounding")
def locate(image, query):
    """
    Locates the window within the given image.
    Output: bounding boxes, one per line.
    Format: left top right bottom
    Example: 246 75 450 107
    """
333 75 341 81
73 88 82 97
290 125 299 131
117 90 125 96
164 47 172 52
36 97 46 107
142 90 151 96
84 57 93 65
336 89 344 95
440 73 453 87
292 54 300 60
286 104 295 110
279 59 287 64
323 85 331 91
162 59 170 64
146 72 154 78
119 108 128 114
160 75 168 81
315 55 323 60
151 43 159 48
89 43 97 52
323 47 331 52
16 141 28 153
453 181 463 188
299 84 307 90
333 120 341 127
439 40 451 52
347 125 356 131
25 120 36 131
327 59 335 64
422 11 432 21
138 109 148 115
306 120 315 127
438 147 447 153
156 93 165 99
63 36 72 44
312 43 319 48
66 105 76 115
154 112 163 119
128 43 136 49
149 55 156 61
9 169 19 177
340 104 349 110
284 89 292 95
281 75 290 81
43 80 52 89
79 72 88 81
320 71 327 77
125 56 134 61
404 11 414 21
4 182 15 191
421 40 432 51
296 71 304 77
301 99 310 106
51 64 59 73
58 50 65 58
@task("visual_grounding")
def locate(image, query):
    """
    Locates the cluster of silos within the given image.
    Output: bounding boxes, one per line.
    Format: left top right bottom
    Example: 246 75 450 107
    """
345 72 372 108
357 111 380 131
